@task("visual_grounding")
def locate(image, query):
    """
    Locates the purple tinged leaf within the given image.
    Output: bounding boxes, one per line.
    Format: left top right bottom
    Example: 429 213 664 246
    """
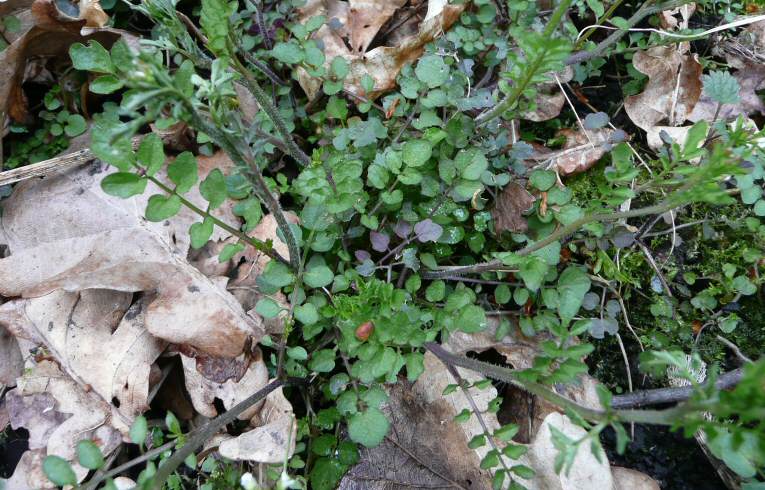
414 219 443 243
370 231 390 252
354 250 371 262
583 111 609 130
394 220 412 239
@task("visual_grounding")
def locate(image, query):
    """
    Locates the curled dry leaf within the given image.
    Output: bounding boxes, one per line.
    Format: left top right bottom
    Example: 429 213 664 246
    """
4 360 122 488
216 386 297 464
0 162 263 357
180 349 269 420
0 290 165 429
339 351 505 489
0 0 116 123
624 45 702 148
528 128 623 176
296 0 466 99
691 20 765 123
492 181 536 234
521 66 574 122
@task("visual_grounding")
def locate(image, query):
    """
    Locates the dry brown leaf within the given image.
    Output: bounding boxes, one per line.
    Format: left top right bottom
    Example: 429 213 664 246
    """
691 20 765 122
180 349 268 420
659 3 696 30
492 181 536 234
347 0 407 54
0 290 165 427
0 324 23 386
612 467 661 490
216 386 297 463
0 161 263 357
521 66 574 122
296 0 466 99
525 128 623 176
5 360 122 487
0 0 117 123
624 45 702 141
339 352 506 489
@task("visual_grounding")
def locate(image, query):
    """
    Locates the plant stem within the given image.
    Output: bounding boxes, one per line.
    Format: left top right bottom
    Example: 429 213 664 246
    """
425 343 692 426
147 175 290 266
82 440 176 490
232 56 312 167
475 0 574 126
148 378 299 490
422 201 675 279
565 0 692 66
186 109 302 270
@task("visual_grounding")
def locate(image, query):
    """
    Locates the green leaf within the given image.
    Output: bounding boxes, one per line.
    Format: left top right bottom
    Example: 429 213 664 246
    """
200 0 236 56
347 407 390 448
557 266 591 323
732 276 757 295
137 133 165 176
233 198 262 231
405 352 425 381
415 54 450 88
529 170 556 191
458 304 487 333
77 440 105 470
287 346 309 360
329 55 349 79
145 194 182 222
425 280 446 302
165 411 181 434
260 261 295 289
309 349 336 372
200 169 227 209
402 139 432 167
702 70 741 105
167 152 198 194
518 256 548 291
69 41 114 73
455 148 488 180
255 297 281 318
43 456 77 486
130 415 148 444
304 264 334 288
90 75 123 94
65 114 87 137
295 303 319 325
219 242 244 262
101 172 147 198
272 41 304 64
189 217 214 249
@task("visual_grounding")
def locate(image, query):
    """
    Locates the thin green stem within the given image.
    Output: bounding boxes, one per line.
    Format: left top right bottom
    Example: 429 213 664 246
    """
422 201 675 279
146 175 290 266
475 0 574 126
232 56 312 167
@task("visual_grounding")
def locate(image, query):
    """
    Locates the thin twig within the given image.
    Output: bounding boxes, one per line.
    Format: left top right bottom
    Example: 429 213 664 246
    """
611 368 744 408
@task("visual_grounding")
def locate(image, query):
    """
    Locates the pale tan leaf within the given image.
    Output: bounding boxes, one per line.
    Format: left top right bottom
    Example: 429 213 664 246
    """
0 162 263 357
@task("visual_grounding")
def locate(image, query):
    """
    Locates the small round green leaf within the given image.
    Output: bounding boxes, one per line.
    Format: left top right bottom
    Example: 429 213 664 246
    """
145 194 182 221
101 172 147 198
347 407 390 448
77 440 105 470
43 455 77 486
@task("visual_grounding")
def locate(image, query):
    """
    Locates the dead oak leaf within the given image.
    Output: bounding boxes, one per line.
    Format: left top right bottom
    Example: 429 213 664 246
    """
624 45 702 135
0 162 263 358
527 128 622 176
492 181 536 234
296 0 466 100
0 290 165 427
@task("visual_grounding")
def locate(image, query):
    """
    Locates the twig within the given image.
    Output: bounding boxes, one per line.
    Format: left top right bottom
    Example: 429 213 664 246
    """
148 378 300 490
82 440 176 490
425 343 693 425
422 201 677 279
610 368 744 408
716 335 753 364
